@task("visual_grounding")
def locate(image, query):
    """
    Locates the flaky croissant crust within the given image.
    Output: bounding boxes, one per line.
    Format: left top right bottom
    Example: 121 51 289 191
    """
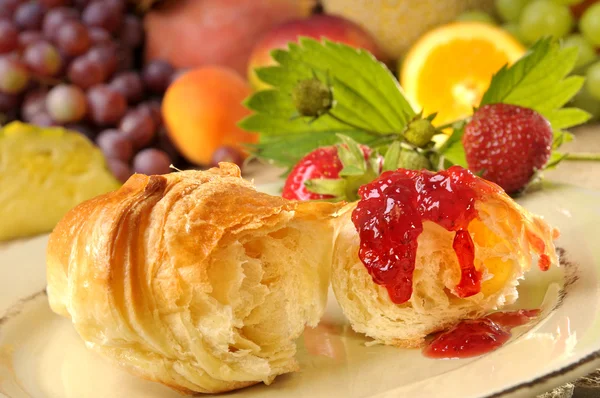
47 163 339 394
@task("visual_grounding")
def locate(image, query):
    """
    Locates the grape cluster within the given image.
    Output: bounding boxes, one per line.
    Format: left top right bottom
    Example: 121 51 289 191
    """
457 0 600 122
0 0 179 182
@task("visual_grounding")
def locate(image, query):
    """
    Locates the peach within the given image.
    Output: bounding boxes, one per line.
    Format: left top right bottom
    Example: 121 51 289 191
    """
162 67 256 166
144 0 316 76
248 14 390 91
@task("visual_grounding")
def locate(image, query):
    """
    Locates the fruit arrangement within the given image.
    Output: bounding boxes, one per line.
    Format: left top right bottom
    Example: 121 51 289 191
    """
241 36 595 198
0 0 598 194
0 0 182 182
452 0 600 121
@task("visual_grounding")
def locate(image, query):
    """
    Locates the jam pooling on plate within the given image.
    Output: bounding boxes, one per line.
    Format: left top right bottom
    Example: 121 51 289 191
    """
423 309 540 359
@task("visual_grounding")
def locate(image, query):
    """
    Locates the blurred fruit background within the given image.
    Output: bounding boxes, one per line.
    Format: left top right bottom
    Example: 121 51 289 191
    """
0 0 599 189
0 0 600 181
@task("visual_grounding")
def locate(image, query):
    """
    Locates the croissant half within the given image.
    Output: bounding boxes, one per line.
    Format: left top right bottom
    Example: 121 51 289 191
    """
46 164 340 394
331 168 559 348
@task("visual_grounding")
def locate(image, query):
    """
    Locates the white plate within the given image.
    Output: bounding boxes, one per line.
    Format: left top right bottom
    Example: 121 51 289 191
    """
1 182 600 398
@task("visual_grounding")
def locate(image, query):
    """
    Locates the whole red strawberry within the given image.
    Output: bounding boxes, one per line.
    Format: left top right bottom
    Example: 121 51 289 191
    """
463 104 553 193
282 146 343 201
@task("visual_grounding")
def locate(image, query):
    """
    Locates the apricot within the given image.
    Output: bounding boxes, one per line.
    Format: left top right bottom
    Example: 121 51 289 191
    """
248 14 390 91
144 0 316 76
162 67 256 166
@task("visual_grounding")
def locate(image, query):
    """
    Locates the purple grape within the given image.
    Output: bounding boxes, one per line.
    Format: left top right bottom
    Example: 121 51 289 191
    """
46 84 87 123
82 1 121 33
142 60 174 93
42 7 79 39
88 27 110 45
86 84 126 125
109 71 143 103
119 107 156 148
119 15 142 48
133 148 172 176
21 89 47 122
139 100 162 126
0 19 18 54
0 57 29 94
86 44 117 78
40 0 71 7
23 41 62 77
0 0 20 18
106 158 132 183
19 30 44 48
14 2 45 30
55 20 90 56
104 0 124 12
67 55 105 89
29 111 57 127
210 146 244 167
96 128 133 162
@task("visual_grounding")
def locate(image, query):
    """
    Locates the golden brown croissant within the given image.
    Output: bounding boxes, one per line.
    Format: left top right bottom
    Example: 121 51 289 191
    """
46 163 340 394
331 167 558 348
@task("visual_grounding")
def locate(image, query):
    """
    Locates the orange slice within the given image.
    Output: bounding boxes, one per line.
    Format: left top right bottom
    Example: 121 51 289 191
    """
400 22 525 127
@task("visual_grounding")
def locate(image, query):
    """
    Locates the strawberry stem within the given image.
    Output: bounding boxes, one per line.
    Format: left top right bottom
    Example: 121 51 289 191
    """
562 153 600 161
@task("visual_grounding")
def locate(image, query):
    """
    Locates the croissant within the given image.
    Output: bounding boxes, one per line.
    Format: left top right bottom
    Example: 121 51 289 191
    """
331 167 558 348
46 163 340 394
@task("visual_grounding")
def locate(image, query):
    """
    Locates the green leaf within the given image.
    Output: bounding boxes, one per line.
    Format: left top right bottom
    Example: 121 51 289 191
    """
545 152 568 170
252 130 376 168
545 107 591 130
339 165 364 176
336 134 367 174
480 38 591 133
552 130 574 149
240 37 416 164
304 178 346 197
440 127 467 167
383 141 402 172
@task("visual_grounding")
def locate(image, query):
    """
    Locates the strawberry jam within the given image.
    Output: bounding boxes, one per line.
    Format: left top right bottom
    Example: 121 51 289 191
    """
352 166 499 304
423 309 540 359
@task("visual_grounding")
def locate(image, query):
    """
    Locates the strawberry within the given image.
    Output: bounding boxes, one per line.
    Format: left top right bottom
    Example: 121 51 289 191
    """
282 146 344 201
462 104 553 194
282 135 381 201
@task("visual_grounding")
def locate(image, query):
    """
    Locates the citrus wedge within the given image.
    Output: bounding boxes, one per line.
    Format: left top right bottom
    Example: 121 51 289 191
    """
400 22 525 126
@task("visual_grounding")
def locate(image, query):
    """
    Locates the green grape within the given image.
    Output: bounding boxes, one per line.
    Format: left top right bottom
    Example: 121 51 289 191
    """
580 3 600 47
562 34 597 69
519 0 574 44
456 10 496 24
585 61 600 101
550 0 583 4
571 87 600 121
503 23 526 42
496 0 530 23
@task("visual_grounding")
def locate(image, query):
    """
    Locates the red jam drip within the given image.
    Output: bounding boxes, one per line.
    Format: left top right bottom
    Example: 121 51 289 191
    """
352 166 498 304
526 230 551 271
423 309 540 359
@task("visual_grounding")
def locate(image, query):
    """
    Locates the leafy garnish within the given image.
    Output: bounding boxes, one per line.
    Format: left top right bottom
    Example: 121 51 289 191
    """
240 38 416 167
439 126 467 168
480 38 590 144
446 38 591 167
241 36 592 184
